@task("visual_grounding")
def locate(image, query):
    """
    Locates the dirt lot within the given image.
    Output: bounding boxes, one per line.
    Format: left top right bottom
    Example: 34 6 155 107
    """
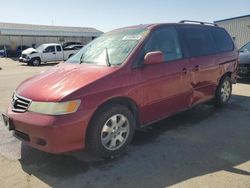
0 58 250 188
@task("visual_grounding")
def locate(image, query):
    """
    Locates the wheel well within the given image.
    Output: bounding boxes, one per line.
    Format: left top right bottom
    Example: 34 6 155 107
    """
89 97 140 128
216 72 232 92
32 57 41 61
219 72 232 83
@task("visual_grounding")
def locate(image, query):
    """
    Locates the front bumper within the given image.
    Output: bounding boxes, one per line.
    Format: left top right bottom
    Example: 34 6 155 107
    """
6 106 92 154
19 57 30 63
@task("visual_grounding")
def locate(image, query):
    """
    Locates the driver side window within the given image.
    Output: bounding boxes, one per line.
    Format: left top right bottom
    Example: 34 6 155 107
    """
44 46 55 53
144 27 183 62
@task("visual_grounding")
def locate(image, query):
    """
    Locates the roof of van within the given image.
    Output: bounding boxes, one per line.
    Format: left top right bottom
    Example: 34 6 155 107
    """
114 22 219 31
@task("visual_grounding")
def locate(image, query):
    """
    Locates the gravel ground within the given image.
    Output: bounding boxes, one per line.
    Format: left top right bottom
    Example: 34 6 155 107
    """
0 58 250 188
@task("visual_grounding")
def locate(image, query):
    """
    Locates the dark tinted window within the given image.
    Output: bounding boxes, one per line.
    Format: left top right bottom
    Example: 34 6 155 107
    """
181 27 216 57
44 46 55 53
209 28 234 52
144 27 182 62
56 46 62 52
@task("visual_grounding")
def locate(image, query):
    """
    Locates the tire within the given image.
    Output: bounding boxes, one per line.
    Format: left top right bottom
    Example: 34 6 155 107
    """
87 104 135 158
31 58 41 66
215 76 232 106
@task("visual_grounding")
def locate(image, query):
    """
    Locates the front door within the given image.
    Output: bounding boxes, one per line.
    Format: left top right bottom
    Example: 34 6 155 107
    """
139 26 192 124
42 46 56 62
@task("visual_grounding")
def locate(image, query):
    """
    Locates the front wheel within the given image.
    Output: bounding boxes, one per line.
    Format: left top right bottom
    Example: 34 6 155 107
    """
87 104 135 158
215 76 232 106
31 58 41 66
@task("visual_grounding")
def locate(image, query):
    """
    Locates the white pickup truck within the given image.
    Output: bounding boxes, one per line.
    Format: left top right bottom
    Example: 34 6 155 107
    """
19 43 81 66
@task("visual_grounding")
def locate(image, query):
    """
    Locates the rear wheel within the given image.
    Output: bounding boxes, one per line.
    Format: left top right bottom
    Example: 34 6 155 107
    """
87 104 135 158
215 76 232 106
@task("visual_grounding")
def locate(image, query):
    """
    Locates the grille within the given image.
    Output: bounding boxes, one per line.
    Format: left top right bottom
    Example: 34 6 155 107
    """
11 93 32 113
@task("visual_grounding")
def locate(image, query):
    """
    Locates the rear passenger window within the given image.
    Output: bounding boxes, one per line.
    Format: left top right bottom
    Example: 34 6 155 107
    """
181 27 216 57
56 46 62 52
209 28 234 52
144 27 183 62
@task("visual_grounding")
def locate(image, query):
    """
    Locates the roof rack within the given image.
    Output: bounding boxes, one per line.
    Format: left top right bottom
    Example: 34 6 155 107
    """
179 20 218 26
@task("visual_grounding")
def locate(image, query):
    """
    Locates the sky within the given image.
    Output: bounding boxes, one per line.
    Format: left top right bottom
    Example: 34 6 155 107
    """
0 0 250 32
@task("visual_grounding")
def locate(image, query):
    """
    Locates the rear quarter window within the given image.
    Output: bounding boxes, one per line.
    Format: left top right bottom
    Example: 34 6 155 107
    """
209 27 234 53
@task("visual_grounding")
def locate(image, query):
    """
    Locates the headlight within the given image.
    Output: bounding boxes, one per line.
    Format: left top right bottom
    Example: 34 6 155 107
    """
28 100 81 115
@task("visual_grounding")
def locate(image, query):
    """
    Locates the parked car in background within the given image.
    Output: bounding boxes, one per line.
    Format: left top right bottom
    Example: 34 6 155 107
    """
3 21 238 158
62 42 82 49
19 43 81 66
64 44 84 51
7 45 30 57
238 42 250 77
0 45 8 57
16 45 30 57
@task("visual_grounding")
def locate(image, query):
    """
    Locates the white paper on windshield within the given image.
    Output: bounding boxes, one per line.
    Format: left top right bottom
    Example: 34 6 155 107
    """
122 35 142 40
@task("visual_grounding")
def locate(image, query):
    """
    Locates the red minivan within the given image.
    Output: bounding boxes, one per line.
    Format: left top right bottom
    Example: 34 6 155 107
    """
2 21 238 157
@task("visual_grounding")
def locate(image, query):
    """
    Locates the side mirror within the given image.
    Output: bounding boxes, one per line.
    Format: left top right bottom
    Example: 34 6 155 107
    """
144 51 164 65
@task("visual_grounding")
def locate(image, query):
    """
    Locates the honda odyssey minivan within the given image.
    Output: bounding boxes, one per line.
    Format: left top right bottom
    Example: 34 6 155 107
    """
2 21 238 157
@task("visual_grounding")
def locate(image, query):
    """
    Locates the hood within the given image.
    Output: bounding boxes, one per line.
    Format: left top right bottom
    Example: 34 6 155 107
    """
16 63 117 101
239 51 250 64
22 48 38 55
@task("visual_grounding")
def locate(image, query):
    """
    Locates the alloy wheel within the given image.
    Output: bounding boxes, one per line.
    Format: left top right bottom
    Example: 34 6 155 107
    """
33 59 40 66
101 114 130 151
220 80 231 102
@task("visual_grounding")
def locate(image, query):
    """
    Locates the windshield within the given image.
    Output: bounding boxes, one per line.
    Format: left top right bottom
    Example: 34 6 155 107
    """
36 44 46 52
67 28 148 66
240 42 250 52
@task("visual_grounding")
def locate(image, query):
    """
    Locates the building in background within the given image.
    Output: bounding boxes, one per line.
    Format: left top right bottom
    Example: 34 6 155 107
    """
214 15 250 48
0 22 103 49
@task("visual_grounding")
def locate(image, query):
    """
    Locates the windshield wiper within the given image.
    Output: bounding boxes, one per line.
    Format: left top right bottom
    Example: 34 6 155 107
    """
105 48 111 67
79 53 84 64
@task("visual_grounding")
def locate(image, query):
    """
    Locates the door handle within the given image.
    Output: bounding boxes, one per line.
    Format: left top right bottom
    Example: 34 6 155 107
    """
182 68 188 74
193 65 199 71
53 52 56 54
